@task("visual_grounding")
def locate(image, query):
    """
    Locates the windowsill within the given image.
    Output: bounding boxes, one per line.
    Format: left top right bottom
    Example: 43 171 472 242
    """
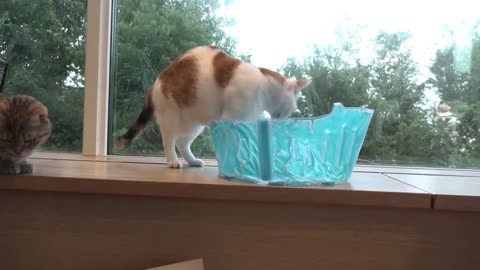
0 153 479 212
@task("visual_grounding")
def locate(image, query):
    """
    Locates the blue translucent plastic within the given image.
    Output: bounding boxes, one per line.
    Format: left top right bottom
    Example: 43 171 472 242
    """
209 103 374 186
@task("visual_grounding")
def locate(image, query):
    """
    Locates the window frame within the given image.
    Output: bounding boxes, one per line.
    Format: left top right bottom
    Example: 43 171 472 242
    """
77 0 478 173
82 0 112 156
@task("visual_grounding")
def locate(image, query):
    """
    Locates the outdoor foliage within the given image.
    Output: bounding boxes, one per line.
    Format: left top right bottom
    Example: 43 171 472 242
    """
1 0 479 167
1 0 86 152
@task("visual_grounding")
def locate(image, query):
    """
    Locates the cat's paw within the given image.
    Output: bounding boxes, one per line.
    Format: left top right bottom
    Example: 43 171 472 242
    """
187 159 204 167
20 163 33 174
0 162 21 175
168 159 183 169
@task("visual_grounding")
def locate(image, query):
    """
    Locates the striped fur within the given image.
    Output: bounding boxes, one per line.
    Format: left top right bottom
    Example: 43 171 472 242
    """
116 90 154 149
0 94 51 174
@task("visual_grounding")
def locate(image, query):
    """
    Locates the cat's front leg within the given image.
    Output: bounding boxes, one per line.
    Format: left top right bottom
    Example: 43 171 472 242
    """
177 134 204 167
0 158 21 175
19 159 33 174
177 126 204 167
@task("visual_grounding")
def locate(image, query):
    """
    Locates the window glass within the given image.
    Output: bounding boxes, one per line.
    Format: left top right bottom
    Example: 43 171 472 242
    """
109 0 480 168
0 0 86 152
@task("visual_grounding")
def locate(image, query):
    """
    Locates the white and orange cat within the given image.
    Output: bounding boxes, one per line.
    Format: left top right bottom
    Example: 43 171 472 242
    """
116 45 311 168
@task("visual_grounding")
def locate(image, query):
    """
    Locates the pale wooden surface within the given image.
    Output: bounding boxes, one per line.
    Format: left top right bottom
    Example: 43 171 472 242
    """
32 152 480 176
1 190 479 270
387 173 480 212
1 156 480 211
0 158 432 209
355 164 480 177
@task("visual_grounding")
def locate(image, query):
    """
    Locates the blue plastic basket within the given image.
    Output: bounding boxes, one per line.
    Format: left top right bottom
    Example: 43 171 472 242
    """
209 103 374 186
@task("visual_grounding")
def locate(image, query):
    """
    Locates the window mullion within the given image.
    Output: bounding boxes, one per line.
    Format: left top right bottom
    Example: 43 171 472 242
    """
82 0 112 156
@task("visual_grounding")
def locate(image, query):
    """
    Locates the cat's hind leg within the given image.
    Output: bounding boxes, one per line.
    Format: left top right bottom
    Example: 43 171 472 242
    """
158 118 182 168
176 125 205 167
162 132 182 168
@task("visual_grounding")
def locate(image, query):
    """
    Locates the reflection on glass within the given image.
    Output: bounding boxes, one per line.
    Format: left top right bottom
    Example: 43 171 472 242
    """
0 0 87 152
109 0 480 168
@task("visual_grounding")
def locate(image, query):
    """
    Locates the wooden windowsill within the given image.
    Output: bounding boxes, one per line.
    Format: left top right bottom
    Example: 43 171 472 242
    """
1 154 479 212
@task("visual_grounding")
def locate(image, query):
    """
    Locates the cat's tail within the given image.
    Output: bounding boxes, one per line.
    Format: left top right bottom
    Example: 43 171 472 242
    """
115 89 155 149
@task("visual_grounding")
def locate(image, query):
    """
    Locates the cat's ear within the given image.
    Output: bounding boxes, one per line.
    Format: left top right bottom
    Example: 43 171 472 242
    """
39 114 49 123
293 79 312 94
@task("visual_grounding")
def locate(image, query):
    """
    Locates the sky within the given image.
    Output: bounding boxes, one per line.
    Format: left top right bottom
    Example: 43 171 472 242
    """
218 0 479 70
216 0 480 106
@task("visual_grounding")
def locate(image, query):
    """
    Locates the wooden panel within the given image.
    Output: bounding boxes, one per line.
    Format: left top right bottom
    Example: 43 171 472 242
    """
0 159 431 209
386 174 480 212
0 190 478 270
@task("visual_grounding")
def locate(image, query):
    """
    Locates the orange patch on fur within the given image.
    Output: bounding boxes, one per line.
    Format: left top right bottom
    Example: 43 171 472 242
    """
159 55 198 108
213 51 241 88
7 95 46 122
115 137 129 149
29 102 48 116
0 101 8 113
145 88 153 110
259 68 286 84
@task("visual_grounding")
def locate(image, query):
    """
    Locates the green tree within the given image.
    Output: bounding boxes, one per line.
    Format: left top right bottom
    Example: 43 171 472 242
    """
281 57 311 117
428 24 480 167
111 0 237 156
282 42 370 119
363 32 436 165
3 0 479 169
456 32 480 163
305 46 370 117
0 0 86 152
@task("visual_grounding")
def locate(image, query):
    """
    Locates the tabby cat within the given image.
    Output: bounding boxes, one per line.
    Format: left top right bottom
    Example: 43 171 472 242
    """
116 46 311 168
0 94 51 175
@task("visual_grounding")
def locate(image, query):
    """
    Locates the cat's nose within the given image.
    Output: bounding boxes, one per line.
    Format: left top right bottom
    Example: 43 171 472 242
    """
15 146 23 155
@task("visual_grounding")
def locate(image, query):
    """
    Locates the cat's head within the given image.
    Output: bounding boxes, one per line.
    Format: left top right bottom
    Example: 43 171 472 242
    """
0 95 52 160
267 76 311 119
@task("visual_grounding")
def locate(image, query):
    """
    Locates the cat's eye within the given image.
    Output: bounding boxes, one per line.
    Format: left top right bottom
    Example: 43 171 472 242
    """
37 133 48 140
25 138 38 144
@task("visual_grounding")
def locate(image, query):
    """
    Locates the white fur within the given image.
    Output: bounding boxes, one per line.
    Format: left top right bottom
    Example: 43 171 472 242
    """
151 46 310 168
